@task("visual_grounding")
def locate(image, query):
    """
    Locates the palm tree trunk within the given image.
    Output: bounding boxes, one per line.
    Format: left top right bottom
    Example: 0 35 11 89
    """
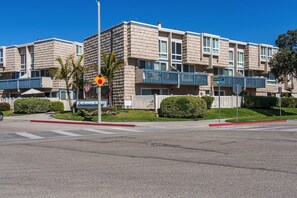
108 82 113 107
66 81 74 114
76 87 80 100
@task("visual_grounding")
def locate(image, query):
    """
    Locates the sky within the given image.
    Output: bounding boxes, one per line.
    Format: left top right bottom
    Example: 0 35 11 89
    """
0 0 296 46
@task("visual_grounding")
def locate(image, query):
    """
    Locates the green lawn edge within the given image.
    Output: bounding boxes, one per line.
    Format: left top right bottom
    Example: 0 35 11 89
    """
52 108 297 123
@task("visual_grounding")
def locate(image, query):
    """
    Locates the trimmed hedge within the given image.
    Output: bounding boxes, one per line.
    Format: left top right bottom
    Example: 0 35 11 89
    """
280 97 296 108
50 101 64 112
201 96 215 109
14 98 51 114
159 96 207 118
0 102 10 111
244 96 278 109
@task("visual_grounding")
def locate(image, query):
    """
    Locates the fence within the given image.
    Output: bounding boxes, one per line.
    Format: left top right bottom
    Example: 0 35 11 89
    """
0 98 16 109
131 95 242 111
0 97 74 111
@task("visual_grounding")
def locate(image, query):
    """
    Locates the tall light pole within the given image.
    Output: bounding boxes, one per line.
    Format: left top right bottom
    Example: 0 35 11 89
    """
96 0 101 123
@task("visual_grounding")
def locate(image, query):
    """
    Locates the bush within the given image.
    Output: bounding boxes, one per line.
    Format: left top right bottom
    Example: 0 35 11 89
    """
159 96 207 118
50 101 64 112
244 96 278 109
0 102 10 111
201 96 215 109
14 98 51 114
281 97 296 108
76 106 117 117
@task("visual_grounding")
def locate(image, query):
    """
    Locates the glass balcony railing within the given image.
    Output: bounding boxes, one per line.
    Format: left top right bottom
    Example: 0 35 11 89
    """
141 69 208 86
215 76 266 88
0 77 52 90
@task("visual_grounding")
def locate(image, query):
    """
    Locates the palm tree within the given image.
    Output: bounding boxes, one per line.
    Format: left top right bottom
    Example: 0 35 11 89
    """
94 51 123 106
70 55 90 100
55 55 75 113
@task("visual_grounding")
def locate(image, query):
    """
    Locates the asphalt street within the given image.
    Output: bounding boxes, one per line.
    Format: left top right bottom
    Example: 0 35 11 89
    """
1 118 297 197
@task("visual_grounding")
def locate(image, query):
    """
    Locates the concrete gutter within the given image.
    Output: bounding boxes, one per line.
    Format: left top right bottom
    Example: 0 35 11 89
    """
209 120 287 127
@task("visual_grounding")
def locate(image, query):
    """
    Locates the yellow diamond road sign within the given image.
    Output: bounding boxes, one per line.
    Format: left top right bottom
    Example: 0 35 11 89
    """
94 74 106 87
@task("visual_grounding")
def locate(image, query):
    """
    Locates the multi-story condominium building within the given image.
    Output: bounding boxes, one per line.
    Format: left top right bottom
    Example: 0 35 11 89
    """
0 38 83 99
84 21 284 107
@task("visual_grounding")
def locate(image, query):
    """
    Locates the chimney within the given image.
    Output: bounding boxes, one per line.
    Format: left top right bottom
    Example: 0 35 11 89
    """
157 22 162 29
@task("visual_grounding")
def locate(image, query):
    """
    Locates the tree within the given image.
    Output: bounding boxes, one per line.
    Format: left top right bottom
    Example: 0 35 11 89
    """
70 55 90 100
55 55 75 113
94 51 123 106
270 29 297 92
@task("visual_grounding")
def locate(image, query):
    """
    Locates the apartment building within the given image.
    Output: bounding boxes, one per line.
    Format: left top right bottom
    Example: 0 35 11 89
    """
84 21 283 107
0 38 83 99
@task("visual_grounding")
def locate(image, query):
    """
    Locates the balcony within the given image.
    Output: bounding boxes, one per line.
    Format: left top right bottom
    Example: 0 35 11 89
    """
136 69 208 86
0 77 53 90
214 76 266 88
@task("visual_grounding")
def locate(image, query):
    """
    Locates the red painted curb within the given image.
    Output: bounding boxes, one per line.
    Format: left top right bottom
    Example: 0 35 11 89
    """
30 120 136 127
209 120 287 127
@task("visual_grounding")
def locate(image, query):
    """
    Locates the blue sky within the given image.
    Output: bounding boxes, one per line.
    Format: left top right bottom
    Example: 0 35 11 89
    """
1 0 296 46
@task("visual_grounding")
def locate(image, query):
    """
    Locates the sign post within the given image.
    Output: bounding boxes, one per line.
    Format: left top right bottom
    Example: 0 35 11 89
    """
94 73 106 123
233 84 243 122
213 77 224 122
278 87 282 117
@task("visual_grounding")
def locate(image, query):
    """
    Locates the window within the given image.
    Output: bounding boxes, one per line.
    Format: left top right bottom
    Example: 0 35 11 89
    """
267 72 276 84
154 62 167 71
229 49 234 66
237 51 244 67
41 70 50 77
0 49 3 63
29 47 34 69
212 39 219 55
203 37 211 53
214 90 225 96
203 37 219 55
172 41 182 61
76 45 83 56
172 63 182 72
159 39 168 60
223 68 233 76
268 48 273 61
261 47 267 61
60 91 67 100
237 69 244 76
214 68 223 75
141 88 169 95
21 54 26 69
139 60 154 70
183 65 195 73
31 70 40 78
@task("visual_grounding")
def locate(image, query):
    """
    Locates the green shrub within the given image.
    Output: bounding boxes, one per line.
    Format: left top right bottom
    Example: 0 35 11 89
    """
201 96 215 109
281 97 296 108
159 96 207 118
0 102 10 111
50 101 64 112
244 96 278 109
14 98 51 114
76 106 117 117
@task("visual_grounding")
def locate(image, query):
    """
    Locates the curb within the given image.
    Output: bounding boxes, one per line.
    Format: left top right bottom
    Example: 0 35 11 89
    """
209 120 287 127
30 120 136 127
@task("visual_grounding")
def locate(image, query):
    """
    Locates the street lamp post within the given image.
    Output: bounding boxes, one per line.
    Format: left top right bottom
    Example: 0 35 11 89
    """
96 0 101 123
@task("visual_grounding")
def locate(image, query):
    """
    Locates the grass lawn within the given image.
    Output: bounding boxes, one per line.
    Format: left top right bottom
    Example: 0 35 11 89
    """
53 110 193 122
53 107 297 122
2 110 19 117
